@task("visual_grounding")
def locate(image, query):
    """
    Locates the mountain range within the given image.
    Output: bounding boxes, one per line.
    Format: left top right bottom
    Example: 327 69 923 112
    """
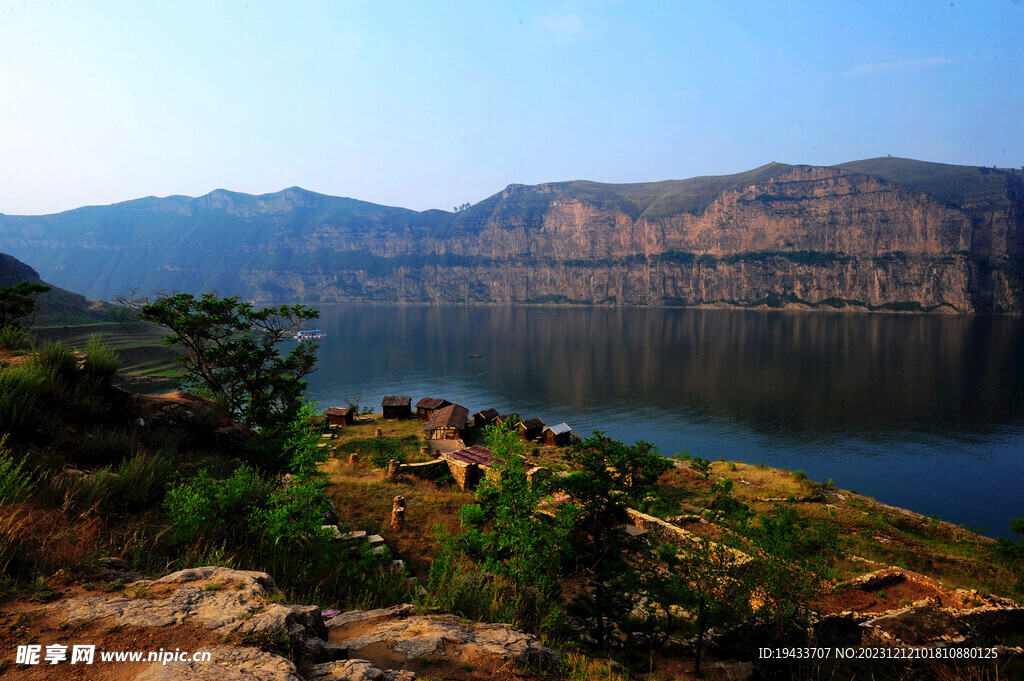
2 157 1022 313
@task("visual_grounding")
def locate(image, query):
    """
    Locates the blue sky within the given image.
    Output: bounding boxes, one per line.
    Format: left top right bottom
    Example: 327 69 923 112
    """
1 0 1021 215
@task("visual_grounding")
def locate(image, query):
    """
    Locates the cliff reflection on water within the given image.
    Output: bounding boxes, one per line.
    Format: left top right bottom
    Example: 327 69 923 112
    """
306 305 1024 536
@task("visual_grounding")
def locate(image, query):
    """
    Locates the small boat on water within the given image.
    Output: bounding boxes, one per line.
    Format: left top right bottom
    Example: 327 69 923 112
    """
295 329 328 341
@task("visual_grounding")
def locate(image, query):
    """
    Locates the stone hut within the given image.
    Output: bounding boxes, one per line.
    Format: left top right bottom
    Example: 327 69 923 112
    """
472 408 499 429
443 445 495 490
494 413 520 429
424 403 470 440
381 396 412 420
542 422 572 446
325 406 355 427
415 397 451 422
519 417 545 442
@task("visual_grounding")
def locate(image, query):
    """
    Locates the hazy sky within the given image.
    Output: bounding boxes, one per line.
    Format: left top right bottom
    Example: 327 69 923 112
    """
1 0 1021 215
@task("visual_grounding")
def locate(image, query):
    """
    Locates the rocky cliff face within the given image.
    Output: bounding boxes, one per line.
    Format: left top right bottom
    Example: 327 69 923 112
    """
2 159 1022 312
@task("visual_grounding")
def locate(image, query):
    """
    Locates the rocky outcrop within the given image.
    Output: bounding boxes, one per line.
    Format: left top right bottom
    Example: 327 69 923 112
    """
326 603 558 672
4 159 1022 312
52 566 345 664
17 567 555 681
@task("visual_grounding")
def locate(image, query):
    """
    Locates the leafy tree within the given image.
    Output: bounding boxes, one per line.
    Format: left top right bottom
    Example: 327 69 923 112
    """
689 456 712 480
641 538 752 677
749 505 840 643
0 281 51 330
121 292 318 430
559 431 672 649
474 422 572 600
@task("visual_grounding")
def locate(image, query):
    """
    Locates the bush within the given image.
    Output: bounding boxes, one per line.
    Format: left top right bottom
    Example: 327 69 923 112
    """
165 465 273 545
0 435 33 502
458 504 487 528
30 340 78 383
690 456 712 479
82 335 120 383
367 438 405 469
0 364 48 438
0 325 32 351
793 470 807 480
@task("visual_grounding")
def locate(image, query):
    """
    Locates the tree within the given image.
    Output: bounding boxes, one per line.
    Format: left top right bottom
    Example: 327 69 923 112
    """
559 431 672 650
474 421 571 600
641 538 753 677
121 292 319 430
749 505 840 643
0 281 51 330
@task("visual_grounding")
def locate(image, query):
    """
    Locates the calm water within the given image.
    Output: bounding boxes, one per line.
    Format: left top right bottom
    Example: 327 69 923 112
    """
304 305 1024 537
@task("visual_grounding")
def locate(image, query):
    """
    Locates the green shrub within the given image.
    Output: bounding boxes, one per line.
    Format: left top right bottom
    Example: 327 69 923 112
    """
793 470 807 480
30 340 78 383
115 451 175 512
458 504 487 528
82 335 120 383
0 325 32 351
0 364 47 438
165 470 222 544
367 437 405 469
0 435 33 502
690 456 712 479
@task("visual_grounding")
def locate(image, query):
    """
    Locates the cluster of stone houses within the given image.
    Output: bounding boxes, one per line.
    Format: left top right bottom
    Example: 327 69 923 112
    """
373 395 575 447
322 395 574 491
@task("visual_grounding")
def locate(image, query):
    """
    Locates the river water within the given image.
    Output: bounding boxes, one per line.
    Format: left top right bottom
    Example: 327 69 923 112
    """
303 305 1024 537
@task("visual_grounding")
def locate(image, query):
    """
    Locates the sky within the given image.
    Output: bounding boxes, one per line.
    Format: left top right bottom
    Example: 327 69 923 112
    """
1 0 1021 216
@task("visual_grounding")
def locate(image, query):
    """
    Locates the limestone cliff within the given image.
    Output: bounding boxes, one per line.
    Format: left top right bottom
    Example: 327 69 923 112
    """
2 158 1022 312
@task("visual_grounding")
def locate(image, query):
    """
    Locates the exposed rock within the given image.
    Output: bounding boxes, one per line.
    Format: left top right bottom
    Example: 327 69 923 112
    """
52 567 342 664
310 659 416 681
326 604 557 672
134 646 303 681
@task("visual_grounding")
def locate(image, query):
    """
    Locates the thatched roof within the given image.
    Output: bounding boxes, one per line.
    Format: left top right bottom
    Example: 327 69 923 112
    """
415 397 450 410
326 407 353 417
424 403 469 431
382 395 411 407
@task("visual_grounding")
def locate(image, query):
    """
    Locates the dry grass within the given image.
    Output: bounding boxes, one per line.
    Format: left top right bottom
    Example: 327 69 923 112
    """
321 451 473 577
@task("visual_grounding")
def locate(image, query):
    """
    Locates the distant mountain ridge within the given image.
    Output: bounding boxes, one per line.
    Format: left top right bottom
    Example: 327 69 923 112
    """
2 158 1022 313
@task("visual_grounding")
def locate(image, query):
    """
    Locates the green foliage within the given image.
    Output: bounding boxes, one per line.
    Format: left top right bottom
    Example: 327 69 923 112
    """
0 364 47 438
367 437 404 469
749 505 841 643
30 340 78 383
82 334 120 382
793 470 807 480
0 435 33 502
124 292 319 430
559 431 672 649
689 456 712 479
61 449 176 516
0 325 32 351
643 538 753 675
0 281 51 331
457 504 486 528
474 422 572 599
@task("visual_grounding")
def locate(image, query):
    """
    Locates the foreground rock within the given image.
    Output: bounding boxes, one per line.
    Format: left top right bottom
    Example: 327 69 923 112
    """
326 603 557 673
11 567 554 681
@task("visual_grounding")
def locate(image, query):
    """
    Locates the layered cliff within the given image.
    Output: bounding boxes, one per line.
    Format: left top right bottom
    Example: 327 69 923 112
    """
2 158 1022 312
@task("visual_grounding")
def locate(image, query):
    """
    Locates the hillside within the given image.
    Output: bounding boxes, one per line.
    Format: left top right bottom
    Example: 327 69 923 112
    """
0 252 176 383
2 158 1023 312
2 347 1023 679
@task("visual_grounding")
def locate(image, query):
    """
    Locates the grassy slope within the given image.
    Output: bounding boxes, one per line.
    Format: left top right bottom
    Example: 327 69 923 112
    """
320 424 1020 601
26 285 179 383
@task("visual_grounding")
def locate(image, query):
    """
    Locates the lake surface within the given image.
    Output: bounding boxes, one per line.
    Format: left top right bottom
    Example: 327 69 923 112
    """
304 305 1024 537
